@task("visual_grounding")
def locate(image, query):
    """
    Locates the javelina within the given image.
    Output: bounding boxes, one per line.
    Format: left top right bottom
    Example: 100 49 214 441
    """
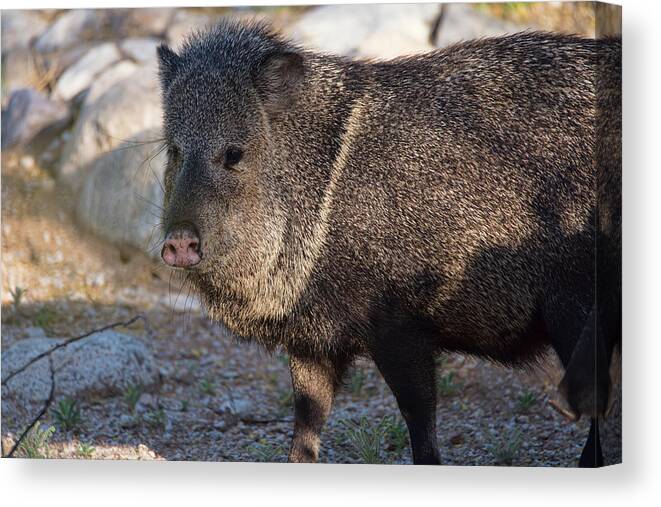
157 20 621 466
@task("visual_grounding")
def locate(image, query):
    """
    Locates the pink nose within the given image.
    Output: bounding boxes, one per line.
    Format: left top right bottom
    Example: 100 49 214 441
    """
161 225 202 268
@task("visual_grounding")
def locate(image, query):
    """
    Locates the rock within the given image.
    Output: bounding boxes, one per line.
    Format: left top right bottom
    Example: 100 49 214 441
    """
34 9 101 53
124 8 174 37
0 49 42 101
76 128 166 255
136 392 157 411
1 88 69 150
119 414 139 428
137 443 156 459
120 38 161 65
1 435 16 456
288 3 440 59
24 327 47 340
57 66 161 190
39 43 94 85
433 4 528 48
81 60 140 105
0 10 50 55
19 155 35 169
1 330 160 404
215 396 254 420
166 11 212 50
52 43 122 101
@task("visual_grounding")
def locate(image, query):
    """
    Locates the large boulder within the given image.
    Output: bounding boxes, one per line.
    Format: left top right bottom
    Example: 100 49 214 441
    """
34 9 102 53
56 65 161 191
77 128 166 255
1 330 160 404
1 88 69 150
52 43 123 101
288 3 440 59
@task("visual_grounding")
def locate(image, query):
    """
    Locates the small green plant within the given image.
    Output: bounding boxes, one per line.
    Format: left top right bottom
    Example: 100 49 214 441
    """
9 286 27 315
53 398 83 432
276 353 289 368
199 378 216 396
76 442 95 459
180 399 189 412
16 422 55 459
277 389 294 415
382 416 409 454
33 305 57 332
348 368 367 396
486 426 523 465
517 390 537 413
248 439 285 462
144 409 167 429
339 416 386 464
437 371 462 397
124 384 142 413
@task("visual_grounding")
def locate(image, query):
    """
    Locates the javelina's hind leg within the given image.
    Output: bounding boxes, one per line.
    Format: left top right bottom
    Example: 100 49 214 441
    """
371 346 440 464
288 355 348 463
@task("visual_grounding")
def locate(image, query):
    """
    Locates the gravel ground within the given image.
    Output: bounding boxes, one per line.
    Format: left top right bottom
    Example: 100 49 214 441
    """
1 152 589 466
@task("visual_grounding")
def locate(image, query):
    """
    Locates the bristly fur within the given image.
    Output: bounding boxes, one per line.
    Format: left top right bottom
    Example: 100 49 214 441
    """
157 18 621 465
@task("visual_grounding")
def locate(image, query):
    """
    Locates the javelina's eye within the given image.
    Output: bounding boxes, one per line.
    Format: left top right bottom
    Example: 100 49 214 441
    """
224 147 243 168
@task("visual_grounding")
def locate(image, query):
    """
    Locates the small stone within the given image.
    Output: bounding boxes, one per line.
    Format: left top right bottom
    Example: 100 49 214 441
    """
1 435 16 456
87 273 105 287
119 414 139 428
137 392 157 411
136 443 156 459
213 419 229 431
19 155 35 169
449 433 465 446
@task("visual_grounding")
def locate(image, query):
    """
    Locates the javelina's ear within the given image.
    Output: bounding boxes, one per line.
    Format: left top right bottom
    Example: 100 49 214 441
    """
255 52 305 110
157 44 181 89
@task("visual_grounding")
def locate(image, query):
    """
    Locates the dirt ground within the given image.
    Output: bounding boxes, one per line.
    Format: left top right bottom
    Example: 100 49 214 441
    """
1 151 590 466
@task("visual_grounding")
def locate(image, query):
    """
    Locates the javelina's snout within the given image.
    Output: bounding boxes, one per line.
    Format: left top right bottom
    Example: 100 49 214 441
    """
161 223 202 268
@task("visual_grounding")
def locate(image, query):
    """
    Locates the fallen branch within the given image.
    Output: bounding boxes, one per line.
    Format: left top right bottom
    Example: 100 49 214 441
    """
2 315 147 458
2 315 146 387
4 355 56 458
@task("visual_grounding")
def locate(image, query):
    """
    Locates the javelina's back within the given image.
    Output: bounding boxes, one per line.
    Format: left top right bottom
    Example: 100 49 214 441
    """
287 33 620 364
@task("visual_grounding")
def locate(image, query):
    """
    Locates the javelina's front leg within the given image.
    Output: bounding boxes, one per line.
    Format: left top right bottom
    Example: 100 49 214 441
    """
288 355 347 463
